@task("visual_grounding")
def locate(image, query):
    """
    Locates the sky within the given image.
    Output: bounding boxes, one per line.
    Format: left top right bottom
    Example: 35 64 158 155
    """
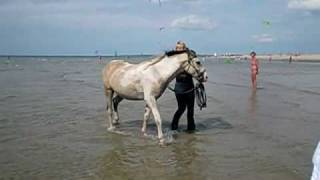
0 0 319 55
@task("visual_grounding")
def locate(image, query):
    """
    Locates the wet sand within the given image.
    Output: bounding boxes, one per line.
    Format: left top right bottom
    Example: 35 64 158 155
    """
0 56 320 179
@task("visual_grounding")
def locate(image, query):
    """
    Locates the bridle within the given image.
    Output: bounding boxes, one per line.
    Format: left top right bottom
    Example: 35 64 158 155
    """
185 50 202 76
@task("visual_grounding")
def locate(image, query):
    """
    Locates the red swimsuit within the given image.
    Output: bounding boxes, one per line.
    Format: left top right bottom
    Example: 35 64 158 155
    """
251 57 258 75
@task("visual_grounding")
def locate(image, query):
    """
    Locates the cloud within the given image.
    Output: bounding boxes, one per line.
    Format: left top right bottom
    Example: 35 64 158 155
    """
0 1 158 29
288 0 320 10
252 34 274 43
170 15 217 31
148 0 198 3
148 0 169 3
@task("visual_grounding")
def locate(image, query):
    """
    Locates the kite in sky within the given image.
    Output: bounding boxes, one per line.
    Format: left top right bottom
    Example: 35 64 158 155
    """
262 20 271 27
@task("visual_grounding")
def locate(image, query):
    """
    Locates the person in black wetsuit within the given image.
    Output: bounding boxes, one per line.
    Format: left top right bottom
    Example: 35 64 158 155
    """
171 41 196 131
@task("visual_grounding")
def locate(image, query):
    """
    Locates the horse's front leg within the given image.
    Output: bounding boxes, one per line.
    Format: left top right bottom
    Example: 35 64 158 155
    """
144 95 164 143
142 105 151 136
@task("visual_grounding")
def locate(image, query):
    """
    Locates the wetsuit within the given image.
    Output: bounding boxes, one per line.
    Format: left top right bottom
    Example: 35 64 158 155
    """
171 72 195 131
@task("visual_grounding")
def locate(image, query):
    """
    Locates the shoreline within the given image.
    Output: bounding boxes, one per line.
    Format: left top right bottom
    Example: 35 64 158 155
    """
2 53 320 62
208 53 320 62
245 54 320 62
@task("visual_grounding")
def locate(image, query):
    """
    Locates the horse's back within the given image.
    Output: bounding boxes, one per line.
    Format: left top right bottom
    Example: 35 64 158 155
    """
103 55 163 77
102 60 128 87
103 59 128 73
102 59 147 99
101 56 163 96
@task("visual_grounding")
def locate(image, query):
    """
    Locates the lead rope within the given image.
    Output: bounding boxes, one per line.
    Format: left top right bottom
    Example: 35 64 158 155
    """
167 86 195 94
167 82 207 110
195 82 207 110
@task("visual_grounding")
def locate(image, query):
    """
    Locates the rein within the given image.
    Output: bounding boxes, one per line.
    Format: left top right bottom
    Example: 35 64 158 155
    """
195 83 207 110
167 83 207 110
167 85 195 94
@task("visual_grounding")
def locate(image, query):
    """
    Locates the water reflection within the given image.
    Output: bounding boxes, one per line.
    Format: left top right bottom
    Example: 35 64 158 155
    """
248 89 258 119
170 135 199 179
95 134 205 180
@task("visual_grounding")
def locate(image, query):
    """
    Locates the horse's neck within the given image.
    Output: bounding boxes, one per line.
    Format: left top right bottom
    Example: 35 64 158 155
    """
152 56 184 83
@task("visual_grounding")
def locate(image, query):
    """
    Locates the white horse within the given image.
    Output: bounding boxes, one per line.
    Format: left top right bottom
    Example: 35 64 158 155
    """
102 49 207 143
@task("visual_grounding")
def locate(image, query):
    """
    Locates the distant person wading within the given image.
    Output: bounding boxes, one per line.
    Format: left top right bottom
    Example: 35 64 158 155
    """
171 41 196 131
250 51 259 89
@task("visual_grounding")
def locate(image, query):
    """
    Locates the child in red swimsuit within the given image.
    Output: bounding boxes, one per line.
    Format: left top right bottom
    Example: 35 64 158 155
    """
250 51 259 89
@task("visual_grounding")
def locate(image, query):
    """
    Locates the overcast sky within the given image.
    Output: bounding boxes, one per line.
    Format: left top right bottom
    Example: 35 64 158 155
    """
0 0 319 55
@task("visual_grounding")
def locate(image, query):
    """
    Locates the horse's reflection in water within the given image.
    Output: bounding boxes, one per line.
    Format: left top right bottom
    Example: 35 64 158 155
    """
102 49 207 143
95 134 206 179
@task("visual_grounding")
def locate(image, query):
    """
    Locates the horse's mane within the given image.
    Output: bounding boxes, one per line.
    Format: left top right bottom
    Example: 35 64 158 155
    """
164 49 196 58
141 49 194 70
140 54 166 69
165 49 188 56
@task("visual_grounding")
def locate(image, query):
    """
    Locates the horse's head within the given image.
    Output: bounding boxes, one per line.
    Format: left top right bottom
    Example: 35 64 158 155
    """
165 49 208 82
183 49 208 82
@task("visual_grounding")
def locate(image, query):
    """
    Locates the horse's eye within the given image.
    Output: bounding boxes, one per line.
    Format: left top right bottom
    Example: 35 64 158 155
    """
196 61 201 65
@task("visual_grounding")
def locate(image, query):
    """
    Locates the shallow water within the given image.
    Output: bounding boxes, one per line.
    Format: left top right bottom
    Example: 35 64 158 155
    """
0 56 319 179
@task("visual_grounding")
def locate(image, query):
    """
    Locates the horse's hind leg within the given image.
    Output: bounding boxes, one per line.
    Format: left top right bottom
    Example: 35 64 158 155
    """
112 95 123 125
142 105 151 135
105 89 115 130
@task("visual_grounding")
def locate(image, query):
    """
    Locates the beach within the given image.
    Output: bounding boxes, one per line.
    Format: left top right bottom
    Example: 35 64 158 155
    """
0 56 320 179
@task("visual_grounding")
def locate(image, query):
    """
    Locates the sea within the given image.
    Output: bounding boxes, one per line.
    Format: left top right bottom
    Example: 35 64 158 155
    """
0 55 320 179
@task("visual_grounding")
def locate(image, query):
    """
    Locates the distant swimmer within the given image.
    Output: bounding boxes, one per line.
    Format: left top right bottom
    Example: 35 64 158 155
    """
250 51 259 89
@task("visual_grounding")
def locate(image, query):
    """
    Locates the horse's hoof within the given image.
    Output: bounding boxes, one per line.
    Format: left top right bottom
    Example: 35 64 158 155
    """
112 121 119 125
159 138 166 146
108 127 115 131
